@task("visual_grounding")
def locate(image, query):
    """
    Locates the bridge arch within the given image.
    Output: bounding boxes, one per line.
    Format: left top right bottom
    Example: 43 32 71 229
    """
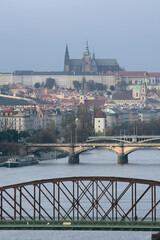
74 146 118 156
1 176 160 223
26 146 70 156
124 146 160 155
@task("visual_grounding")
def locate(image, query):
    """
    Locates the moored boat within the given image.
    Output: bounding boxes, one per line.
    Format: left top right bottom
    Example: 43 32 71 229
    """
5 155 39 168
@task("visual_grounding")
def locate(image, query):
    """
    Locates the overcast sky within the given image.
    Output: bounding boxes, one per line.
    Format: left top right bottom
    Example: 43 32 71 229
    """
0 0 160 72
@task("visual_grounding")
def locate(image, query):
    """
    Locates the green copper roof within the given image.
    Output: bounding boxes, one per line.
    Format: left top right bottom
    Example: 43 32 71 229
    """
83 41 90 55
142 80 146 85
133 85 142 90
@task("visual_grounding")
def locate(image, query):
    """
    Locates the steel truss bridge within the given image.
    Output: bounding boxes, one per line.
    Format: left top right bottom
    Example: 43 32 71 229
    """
1 176 160 231
87 135 160 143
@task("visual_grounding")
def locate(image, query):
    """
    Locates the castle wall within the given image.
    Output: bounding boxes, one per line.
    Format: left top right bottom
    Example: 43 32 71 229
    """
0 74 12 85
0 72 117 89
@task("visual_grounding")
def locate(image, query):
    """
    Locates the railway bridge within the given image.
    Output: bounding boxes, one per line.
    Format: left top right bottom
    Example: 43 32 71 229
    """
18 135 160 164
0 176 160 231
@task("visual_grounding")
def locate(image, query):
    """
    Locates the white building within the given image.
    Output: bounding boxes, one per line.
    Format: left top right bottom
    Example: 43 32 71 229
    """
94 108 105 134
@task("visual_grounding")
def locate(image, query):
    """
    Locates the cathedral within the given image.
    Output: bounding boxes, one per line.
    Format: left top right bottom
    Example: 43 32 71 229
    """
64 42 123 74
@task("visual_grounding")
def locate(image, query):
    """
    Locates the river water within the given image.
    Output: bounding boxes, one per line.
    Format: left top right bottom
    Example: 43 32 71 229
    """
0 149 160 240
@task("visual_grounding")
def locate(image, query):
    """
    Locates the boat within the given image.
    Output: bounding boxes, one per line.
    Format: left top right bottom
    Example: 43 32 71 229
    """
5 155 39 168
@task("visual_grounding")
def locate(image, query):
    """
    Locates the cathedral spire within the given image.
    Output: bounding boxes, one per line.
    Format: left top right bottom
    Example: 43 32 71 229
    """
92 48 95 59
65 44 69 57
83 41 90 55
64 44 70 72
66 44 69 54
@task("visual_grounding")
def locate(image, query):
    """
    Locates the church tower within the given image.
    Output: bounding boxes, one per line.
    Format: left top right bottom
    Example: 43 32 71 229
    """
82 41 92 72
64 44 70 72
140 80 147 107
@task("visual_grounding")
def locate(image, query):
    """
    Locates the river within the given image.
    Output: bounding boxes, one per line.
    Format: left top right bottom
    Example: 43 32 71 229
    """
0 149 160 240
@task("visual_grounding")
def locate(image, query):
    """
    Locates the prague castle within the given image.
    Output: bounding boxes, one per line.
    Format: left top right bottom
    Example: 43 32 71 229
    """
1 43 160 91
0 42 124 88
64 42 122 73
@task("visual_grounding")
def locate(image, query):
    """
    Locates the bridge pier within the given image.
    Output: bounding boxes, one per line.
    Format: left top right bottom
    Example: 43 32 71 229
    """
118 154 128 164
68 144 79 164
68 153 79 164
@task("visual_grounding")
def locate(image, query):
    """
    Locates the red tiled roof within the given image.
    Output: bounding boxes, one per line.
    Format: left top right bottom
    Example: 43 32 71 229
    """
85 99 105 107
102 71 160 78
112 91 134 100
95 108 105 118
148 73 160 77
2 109 19 116
102 71 148 78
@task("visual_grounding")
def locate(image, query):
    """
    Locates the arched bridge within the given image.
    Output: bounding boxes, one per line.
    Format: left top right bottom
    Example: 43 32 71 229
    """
1 176 160 231
21 140 160 164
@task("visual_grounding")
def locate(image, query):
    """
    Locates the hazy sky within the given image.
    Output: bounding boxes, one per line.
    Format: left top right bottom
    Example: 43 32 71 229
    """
0 0 160 72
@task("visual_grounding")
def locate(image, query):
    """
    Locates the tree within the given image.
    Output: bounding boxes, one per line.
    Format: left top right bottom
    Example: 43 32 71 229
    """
86 80 107 91
0 130 19 142
61 107 93 143
61 111 76 143
77 105 93 142
105 126 114 136
28 120 57 143
86 80 95 91
110 85 115 91
73 81 82 90
0 141 18 155
44 78 56 89
34 82 41 88
116 80 127 91
1 85 9 95
19 131 30 139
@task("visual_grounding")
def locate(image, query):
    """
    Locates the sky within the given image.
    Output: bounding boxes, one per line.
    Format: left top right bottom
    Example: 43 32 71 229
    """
0 0 160 73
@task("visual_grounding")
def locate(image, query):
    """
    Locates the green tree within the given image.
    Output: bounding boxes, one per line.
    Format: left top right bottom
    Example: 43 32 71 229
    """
77 105 93 142
34 82 41 88
0 141 18 155
61 111 76 143
28 120 57 143
61 107 93 143
110 85 115 91
45 78 56 89
0 130 19 142
19 131 30 139
105 126 114 136
73 81 82 90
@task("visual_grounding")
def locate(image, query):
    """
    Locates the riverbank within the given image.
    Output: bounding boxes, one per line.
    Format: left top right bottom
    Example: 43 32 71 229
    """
36 151 68 161
0 151 68 167
0 156 9 167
